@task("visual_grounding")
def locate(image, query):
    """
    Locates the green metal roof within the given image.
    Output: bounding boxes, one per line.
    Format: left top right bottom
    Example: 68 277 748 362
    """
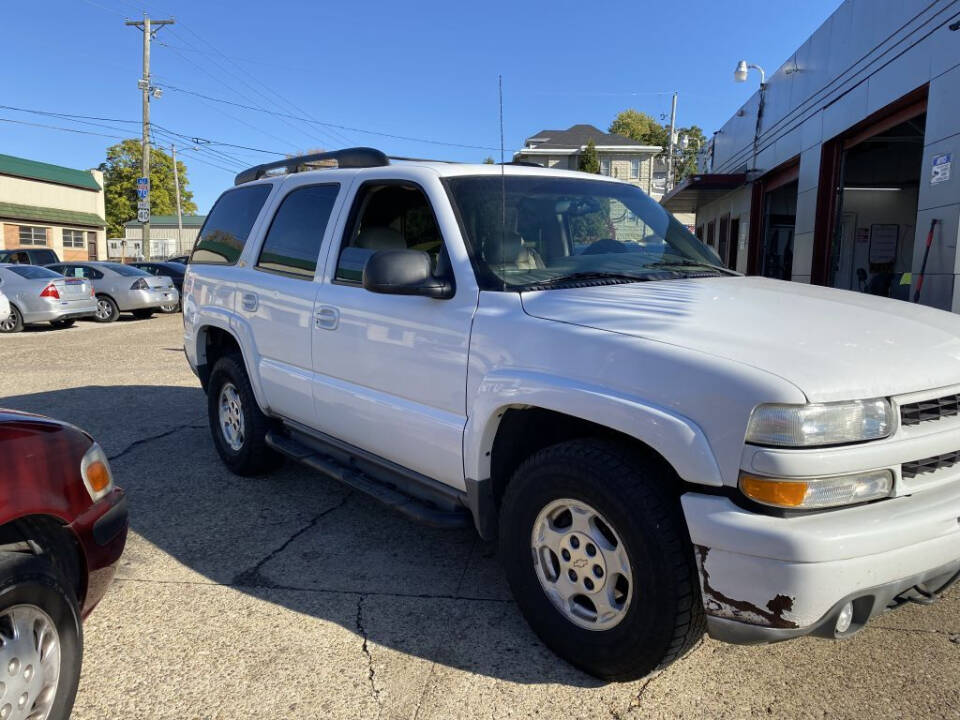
124 214 206 227
0 201 106 228
0 153 101 191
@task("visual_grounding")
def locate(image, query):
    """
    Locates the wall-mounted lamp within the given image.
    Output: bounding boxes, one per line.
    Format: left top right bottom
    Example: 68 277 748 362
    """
734 60 766 86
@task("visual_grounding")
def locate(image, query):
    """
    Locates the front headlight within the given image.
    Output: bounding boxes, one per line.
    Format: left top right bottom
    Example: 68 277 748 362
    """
745 399 894 447
740 470 893 510
80 442 114 502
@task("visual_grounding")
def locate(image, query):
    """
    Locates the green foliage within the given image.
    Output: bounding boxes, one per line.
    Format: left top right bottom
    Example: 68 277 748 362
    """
99 139 197 238
608 109 669 147
483 156 496 164
674 125 707 182
578 139 600 174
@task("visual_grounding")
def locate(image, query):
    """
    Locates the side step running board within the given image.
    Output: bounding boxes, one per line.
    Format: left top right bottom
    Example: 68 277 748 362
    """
265 430 471 529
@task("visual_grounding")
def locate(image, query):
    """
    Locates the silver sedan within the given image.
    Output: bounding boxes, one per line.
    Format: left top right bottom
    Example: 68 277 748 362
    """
0 264 97 333
46 261 180 323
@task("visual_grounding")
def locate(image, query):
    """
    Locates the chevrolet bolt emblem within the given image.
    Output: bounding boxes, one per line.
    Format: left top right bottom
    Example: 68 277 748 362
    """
573 558 588 569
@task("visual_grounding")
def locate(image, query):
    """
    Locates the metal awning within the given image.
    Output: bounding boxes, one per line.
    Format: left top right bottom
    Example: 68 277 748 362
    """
660 173 748 214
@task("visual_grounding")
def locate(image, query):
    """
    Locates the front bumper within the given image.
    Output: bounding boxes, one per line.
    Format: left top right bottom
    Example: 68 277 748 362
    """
682 480 960 643
67 488 128 617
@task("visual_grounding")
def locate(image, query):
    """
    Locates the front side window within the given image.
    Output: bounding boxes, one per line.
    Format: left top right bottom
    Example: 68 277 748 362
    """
445 175 728 291
335 182 446 283
19 226 47 246
63 229 86 248
192 184 272 265
257 184 339 278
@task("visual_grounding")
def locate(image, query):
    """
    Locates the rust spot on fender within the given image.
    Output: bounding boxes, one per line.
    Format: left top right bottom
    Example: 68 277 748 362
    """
695 546 798 629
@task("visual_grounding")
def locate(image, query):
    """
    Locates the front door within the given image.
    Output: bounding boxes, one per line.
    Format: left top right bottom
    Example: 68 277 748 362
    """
311 176 477 488
234 181 342 427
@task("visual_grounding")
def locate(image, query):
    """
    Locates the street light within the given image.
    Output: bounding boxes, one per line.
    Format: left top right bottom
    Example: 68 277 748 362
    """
734 60 766 86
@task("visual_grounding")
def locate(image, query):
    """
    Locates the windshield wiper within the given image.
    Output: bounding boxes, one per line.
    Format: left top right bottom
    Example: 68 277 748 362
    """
521 271 658 290
645 260 738 276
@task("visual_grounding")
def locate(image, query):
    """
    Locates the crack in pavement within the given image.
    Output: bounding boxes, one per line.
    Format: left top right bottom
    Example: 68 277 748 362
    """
356 594 383 715
232 492 353 589
108 422 206 461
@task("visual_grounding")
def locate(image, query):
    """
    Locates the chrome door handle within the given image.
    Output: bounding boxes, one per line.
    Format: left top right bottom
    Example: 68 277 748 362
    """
241 292 258 312
315 306 340 330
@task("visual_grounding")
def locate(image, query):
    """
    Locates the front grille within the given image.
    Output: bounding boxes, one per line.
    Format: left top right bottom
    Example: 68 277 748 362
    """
900 394 960 426
902 450 960 479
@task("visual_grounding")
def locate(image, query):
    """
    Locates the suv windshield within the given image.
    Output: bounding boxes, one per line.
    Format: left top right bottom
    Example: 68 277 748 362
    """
445 175 730 290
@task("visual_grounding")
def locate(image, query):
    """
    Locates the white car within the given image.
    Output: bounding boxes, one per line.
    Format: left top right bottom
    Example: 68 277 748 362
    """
183 149 960 680
0 289 9 323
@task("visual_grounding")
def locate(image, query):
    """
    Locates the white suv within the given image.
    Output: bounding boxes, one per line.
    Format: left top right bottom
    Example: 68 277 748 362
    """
183 148 960 680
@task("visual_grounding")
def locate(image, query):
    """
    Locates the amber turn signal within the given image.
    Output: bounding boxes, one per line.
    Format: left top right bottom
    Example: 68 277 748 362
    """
739 475 809 507
85 460 112 493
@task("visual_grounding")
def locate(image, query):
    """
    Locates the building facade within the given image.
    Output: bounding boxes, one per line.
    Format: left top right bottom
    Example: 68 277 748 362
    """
0 154 107 261
120 214 206 259
515 125 667 196
662 0 960 311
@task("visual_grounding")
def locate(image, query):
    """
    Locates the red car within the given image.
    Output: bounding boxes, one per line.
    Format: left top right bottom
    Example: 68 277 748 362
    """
0 410 127 720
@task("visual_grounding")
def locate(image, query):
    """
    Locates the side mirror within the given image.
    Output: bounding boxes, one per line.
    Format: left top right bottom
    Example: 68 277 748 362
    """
362 249 454 299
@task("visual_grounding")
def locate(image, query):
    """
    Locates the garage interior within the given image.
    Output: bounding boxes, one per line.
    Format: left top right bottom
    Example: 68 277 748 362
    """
827 113 926 299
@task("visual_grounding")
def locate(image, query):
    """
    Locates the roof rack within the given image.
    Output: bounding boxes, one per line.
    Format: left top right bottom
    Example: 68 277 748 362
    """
234 147 389 185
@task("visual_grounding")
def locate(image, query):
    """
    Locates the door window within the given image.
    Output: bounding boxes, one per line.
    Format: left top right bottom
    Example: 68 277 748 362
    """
334 183 446 283
257 184 340 279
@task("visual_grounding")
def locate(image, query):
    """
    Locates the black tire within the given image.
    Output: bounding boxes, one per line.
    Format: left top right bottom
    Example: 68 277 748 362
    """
50 319 76 329
94 295 119 323
0 552 83 720
131 309 154 320
0 304 24 333
499 439 705 681
207 354 282 476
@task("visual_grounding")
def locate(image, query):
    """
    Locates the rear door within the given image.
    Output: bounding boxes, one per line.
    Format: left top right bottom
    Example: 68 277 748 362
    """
234 180 343 426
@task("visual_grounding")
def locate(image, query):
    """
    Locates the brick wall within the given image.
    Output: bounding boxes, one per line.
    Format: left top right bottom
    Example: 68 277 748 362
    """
2 223 18 249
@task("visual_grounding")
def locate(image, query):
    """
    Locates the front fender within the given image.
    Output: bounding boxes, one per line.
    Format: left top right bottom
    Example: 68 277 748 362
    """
464 369 724 486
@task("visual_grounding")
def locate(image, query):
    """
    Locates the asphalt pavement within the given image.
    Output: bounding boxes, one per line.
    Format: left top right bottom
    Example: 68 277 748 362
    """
1 314 957 719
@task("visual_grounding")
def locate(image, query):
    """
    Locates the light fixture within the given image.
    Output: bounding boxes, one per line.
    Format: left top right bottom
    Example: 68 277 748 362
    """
734 60 766 86
843 187 902 192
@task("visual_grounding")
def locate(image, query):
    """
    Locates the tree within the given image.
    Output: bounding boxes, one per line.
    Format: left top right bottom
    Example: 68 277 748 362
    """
578 139 600 174
674 125 707 182
100 140 197 238
608 109 669 147
483 156 495 164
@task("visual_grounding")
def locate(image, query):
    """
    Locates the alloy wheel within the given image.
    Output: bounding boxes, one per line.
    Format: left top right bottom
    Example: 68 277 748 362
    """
0 308 20 332
218 382 245 452
95 299 112 321
531 498 633 631
0 604 61 720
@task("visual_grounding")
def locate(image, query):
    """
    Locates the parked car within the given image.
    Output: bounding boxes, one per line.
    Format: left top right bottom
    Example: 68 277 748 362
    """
184 148 960 680
165 255 189 265
130 261 184 312
0 248 61 265
0 409 127 718
46 261 179 323
0 289 9 323
0 264 97 333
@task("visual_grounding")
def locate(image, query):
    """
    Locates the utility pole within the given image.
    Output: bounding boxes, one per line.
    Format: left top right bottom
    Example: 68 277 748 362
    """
171 143 183 255
126 13 174 261
666 92 678 193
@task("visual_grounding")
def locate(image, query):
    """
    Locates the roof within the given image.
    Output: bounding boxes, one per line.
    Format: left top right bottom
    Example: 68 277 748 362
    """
123 214 207 227
522 124 655 150
0 153 101 191
659 174 748 214
0 201 106 228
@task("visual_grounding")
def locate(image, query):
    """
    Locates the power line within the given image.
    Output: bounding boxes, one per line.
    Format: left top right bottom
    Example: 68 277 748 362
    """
0 116 127 140
162 84 502 151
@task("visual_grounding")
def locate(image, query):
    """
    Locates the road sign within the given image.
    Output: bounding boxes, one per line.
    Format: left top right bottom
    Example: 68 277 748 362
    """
138 208 150 223
137 200 149 210
136 177 149 188
136 188 149 199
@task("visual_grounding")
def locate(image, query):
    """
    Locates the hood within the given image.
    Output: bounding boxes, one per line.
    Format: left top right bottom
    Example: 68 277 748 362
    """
520 276 960 402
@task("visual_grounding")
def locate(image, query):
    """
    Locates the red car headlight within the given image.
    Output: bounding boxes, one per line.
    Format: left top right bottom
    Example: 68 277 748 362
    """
80 443 114 502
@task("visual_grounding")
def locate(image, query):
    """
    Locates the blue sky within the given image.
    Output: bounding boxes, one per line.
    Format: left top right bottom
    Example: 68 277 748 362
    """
3 0 840 213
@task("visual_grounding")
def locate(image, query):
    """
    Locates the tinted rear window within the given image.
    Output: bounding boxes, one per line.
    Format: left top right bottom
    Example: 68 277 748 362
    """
257 184 339 278
192 184 273 265
7 266 61 280
98 263 147 277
